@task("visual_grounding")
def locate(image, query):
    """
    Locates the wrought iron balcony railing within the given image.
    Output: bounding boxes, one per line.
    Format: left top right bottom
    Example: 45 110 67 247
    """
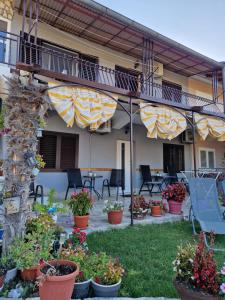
0 31 223 114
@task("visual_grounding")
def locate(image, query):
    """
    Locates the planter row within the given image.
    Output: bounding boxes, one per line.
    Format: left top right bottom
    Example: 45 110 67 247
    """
2 263 121 299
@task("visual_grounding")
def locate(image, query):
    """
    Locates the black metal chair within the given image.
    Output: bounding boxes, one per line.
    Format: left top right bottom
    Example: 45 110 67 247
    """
164 165 179 185
65 169 91 200
30 181 44 204
139 165 163 196
102 169 125 201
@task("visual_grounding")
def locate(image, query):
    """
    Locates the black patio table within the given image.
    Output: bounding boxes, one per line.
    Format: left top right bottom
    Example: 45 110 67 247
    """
83 174 103 200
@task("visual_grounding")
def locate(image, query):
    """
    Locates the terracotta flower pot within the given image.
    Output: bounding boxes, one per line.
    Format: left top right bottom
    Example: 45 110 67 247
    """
38 260 79 300
174 280 221 300
74 215 89 229
168 200 182 215
151 206 162 217
108 210 123 224
0 275 5 288
20 266 38 281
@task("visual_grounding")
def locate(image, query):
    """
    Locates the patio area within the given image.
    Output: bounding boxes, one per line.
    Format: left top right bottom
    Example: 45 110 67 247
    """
55 192 189 235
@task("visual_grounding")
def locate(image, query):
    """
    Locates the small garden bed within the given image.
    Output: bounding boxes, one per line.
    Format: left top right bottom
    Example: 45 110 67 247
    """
87 221 225 298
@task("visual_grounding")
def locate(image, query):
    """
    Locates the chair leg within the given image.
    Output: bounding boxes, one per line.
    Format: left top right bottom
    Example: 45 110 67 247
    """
116 186 119 201
102 185 104 198
148 184 153 197
122 189 125 198
108 184 110 197
139 182 144 195
65 186 69 200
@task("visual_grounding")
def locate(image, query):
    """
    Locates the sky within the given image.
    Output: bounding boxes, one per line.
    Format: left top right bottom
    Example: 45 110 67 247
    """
96 0 225 62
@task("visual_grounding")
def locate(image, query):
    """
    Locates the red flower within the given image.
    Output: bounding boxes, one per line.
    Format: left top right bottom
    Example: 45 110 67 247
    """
94 276 101 284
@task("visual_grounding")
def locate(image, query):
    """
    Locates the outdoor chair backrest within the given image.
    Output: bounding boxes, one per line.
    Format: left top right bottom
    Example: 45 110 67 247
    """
140 165 152 182
67 169 83 188
189 178 222 221
110 169 124 188
167 165 178 181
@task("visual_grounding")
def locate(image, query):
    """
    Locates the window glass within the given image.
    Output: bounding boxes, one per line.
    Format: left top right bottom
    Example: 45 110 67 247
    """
200 150 207 168
208 151 215 169
0 20 7 63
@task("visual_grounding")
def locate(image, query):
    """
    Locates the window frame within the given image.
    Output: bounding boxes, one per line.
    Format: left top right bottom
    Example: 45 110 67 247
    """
199 147 216 169
39 131 79 172
0 17 11 65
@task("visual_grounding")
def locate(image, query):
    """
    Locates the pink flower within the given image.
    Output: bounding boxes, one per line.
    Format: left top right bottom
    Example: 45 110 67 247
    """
82 188 89 193
71 192 78 197
73 227 81 233
39 258 45 266
220 283 225 293
221 267 225 275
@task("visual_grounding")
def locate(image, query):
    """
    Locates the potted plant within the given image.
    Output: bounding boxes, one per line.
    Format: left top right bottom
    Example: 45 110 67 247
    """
129 195 149 219
1 256 17 283
150 200 162 217
103 200 124 224
9 227 54 281
173 232 223 299
63 227 88 252
162 183 186 214
60 247 92 299
68 189 93 229
90 252 124 297
0 262 6 291
33 188 66 223
37 259 79 300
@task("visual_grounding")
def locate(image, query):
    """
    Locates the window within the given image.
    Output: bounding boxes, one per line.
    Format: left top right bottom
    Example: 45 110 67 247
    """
0 20 7 63
39 131 79 171
79 53 98 82
199 148 215 169
162 80 182 103
163 143 185 173
115 65 140 92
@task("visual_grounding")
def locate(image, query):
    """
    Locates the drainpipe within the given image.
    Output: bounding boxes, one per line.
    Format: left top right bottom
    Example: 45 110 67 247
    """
222 64 225 113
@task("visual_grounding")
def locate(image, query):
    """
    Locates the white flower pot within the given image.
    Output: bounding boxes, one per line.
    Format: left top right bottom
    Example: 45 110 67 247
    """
91 279 121 297
5 268 17 283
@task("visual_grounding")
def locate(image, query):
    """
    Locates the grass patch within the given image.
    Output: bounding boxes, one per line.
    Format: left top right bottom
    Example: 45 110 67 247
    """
87 221 225 298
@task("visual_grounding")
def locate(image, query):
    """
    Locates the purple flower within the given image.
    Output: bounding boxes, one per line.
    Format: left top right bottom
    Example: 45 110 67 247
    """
220 283 225 293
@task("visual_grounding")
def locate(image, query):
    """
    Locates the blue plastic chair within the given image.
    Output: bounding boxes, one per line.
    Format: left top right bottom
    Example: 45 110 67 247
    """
189 178 225 251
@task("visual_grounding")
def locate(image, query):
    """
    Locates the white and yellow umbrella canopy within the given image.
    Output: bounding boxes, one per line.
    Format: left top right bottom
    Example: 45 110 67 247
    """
48 82 117 130
194 113 225 141
140 103 187 140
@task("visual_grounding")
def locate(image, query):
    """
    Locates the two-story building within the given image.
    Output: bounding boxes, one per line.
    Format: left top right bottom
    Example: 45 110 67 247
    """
1 0 225 197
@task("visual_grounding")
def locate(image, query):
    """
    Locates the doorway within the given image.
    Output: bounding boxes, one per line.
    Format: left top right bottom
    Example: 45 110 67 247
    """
116 140 131 194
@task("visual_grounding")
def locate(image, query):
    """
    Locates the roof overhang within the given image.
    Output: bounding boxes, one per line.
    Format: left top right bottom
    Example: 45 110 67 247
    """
15 0 223 79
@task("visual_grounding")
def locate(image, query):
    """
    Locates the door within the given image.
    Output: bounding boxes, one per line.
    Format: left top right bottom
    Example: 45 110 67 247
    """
163 143 185 173
116 140 130 194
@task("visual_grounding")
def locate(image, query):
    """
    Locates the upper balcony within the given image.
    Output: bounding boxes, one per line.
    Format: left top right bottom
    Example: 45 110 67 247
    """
0 31 224 116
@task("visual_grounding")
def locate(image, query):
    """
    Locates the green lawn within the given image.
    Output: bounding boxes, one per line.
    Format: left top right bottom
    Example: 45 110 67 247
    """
87 221 225 298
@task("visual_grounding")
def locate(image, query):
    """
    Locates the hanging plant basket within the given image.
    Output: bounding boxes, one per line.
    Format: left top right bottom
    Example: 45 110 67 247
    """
4 196 21 215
